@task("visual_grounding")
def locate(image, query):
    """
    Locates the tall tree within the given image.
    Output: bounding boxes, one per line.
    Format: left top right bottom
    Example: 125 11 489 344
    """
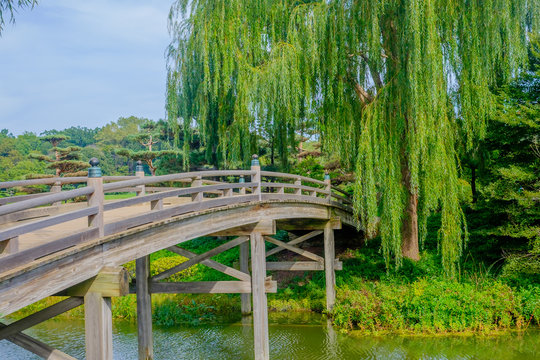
30 134 87 177
115 121 180 176
167 0 539 275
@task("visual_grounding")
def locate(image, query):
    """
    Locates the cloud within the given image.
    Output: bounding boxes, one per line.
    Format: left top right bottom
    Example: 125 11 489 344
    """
0 0 172 134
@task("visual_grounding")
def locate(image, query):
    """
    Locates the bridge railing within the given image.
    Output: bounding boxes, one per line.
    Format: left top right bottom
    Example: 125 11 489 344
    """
0 156 352 274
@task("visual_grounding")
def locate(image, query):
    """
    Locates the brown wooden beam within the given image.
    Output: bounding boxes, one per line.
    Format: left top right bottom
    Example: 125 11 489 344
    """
264 236 324 263
168 246 250 281
152 236 249 281
148 280 277 294
210 219 275 236
276 217 341 231
0 297 83 340
266 260 342 271
57 267 129 297
265 230 322 257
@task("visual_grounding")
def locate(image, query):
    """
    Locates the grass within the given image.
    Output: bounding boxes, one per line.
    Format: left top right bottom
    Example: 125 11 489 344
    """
104 192 137 200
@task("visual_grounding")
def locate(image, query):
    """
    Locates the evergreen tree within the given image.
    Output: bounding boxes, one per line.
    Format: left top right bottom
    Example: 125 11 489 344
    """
115 121 180 176
166 0 539 274
29 134 87 177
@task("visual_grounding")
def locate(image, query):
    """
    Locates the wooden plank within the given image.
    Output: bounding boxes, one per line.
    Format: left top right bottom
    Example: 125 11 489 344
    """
261 182 330 196
104 183 256 211
0 227 99 274
0 297 83 340
0 192 50 206
240 241 251 315
103 194 259 235
324 221 336 311
0 176 87 189
0 202 86 225
250 231 269 360
264 236 324 263
152 236 249 281
266 260 342 271
0 206 98 241
0 186 94 216
148 280 277 294
103 170 256 192
210 219 275 236
168 246 250 281
136 256 153 360
266 230 322 257
260 171 326 186
85 292 113 360
275 218 341 231
0 322 77 360
58 267 129 297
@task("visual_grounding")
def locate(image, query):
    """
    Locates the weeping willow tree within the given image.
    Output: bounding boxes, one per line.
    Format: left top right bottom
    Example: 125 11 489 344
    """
166 0 539 276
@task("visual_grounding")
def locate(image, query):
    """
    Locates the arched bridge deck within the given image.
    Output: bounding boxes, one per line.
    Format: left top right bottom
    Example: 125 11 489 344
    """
0 160 354 360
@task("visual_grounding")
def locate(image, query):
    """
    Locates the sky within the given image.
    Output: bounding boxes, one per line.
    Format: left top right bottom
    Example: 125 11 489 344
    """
0 0 173 135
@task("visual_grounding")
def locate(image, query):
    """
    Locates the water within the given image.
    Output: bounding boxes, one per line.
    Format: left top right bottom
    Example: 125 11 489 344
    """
1 312 538 359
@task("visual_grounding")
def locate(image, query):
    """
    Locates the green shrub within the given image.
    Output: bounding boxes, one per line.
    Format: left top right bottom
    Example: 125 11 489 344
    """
332 278 535 333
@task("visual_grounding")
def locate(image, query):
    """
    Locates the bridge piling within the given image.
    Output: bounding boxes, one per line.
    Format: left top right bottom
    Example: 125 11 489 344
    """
84 292 113 360
250 230 270 360
324 221 336 311
240 241 252 315
136 255 154 360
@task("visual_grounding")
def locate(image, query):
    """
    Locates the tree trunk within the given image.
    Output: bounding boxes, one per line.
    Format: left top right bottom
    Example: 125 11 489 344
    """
401 163 420 261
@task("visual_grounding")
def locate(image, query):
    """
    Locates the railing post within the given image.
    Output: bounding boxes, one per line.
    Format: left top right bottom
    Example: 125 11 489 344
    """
240 241 251 315
87 158 104 237
51 181 62 206
251 155 261 200
294 177 302 196
324 172 331 202
239 175 246 195
191 176 203 202
135 161 146 196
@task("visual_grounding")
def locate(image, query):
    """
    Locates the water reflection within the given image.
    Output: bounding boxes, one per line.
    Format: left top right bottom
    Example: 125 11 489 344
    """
0 313 538 359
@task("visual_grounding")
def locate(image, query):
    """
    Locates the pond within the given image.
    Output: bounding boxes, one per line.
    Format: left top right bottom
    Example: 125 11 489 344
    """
1 312 538 359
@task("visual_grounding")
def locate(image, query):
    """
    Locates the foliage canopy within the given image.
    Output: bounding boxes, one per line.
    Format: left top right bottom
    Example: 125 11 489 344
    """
166 0 539 275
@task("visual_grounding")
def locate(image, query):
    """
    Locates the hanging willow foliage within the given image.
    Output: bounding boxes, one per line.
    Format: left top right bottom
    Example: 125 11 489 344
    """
166 0 539 276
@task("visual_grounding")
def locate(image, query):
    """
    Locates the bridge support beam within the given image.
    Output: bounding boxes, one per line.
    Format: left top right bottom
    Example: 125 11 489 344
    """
250 230 269 360
136 255 153 360
239 241 251 315
324 221 336 311
84 292 113 360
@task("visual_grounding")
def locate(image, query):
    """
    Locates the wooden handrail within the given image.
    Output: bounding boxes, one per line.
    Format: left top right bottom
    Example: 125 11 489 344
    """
103 182 257 211
0 176 136 189
103 170 256 191
0 206 99 241
0 186 95 216
260 171 326 186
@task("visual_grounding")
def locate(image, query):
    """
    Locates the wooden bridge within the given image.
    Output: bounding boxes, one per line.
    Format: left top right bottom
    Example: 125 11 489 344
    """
0 156 354 360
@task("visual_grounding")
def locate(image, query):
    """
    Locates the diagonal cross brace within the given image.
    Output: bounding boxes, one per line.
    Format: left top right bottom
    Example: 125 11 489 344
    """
167 246 251 281
264 236 324 263
265 230 322 257
0 297 83 340
152 236 249 281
